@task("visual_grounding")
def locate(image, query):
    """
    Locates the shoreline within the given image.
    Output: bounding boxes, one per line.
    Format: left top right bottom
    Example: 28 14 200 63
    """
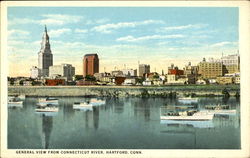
8 85 240 98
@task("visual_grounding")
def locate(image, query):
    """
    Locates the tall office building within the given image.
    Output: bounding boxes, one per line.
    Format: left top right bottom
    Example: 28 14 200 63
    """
139 64 150 77
38 26 53 77
83 54 99 77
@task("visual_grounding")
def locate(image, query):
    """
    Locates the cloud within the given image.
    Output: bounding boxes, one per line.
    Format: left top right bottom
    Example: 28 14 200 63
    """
86 18 110 25
48 28 71 37
158 24 207 32
116 34 185 42
39 14 83 26
8 18 37 25
8 14 83 26
8 29 30 40
210 41 238 47
92 20 165 33
75 29 88 33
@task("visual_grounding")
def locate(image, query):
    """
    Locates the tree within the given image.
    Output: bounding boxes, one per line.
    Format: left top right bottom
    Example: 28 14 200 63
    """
85 75 96 81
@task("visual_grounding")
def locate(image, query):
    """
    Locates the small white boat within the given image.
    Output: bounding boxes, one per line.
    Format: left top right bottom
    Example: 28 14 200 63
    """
73 102 93 111
38 97 59 105
8 97 23 108
35 106 58 112
8 95 26 100
160 111 214 121
178 97 198 104
18 94 26 100
90 98 105 106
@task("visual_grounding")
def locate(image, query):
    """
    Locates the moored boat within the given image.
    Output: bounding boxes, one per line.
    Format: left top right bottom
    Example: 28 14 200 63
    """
8 97 23 108
38 97 59 105
178 97 198 104
73 102 93 111
35 105 59 112
89 98 105 106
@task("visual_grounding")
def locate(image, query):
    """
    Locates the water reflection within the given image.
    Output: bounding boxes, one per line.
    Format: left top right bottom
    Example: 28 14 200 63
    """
8 96 241 149
113 99 124 113
41 115 53 149
93 107 99 130
133 99 151 121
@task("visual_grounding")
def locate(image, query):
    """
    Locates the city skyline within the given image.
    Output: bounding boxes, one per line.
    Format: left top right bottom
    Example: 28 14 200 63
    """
8 7 239 77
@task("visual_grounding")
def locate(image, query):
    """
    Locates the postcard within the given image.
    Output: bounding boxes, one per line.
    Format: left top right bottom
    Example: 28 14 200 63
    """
1 1 250 158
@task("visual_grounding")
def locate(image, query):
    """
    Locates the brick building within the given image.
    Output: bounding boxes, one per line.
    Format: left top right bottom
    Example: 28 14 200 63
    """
83 54 99 77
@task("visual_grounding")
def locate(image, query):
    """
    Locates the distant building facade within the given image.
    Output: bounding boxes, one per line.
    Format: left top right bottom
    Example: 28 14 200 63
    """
221 53 240 74
111 70 123 77
83 54 99 77
139 64 150 77
122 69 137 77
38 26 53 77
168 64 184 76
30 66 41 79
198 58 223 79
183 62 198 75
49 64 75 81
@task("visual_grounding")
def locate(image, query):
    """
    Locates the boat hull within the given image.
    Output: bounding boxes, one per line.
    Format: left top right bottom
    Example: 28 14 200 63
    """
35 108 58 112
8 101 23 108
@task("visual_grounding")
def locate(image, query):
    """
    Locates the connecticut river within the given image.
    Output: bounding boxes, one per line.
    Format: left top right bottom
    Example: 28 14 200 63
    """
8 97 240 149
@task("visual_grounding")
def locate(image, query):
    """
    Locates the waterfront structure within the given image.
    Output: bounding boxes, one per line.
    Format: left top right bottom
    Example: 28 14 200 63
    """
198 58 223 79
111 70 123 77
76 80 97 85
23 81 32 86
139 64 150 77
142 78 152 86
216 76 234 85
153 80 164 85
168 64 184 76
122 69 137 77
49 64 75 81
221 53 240 74
123 78 136 85
38 26 53 77
114 77 126 85
94 72 111 81
30 66 41 79
196 79 206 84
45 79 65 86
165 74 187 85
83 54 99 77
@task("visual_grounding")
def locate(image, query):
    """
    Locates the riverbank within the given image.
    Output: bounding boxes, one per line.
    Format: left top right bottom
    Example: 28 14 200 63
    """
8 85 240 98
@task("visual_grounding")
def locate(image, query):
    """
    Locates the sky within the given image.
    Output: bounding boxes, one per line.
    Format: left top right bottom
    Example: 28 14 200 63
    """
7 7 239 77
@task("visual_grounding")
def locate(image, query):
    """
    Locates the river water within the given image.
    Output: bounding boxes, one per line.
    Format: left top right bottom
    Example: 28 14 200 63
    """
8 97 240 149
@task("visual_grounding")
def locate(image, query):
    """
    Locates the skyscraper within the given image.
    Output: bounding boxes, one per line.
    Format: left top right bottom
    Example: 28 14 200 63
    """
38 25 53 77
139 64 150 77
83 54 99 77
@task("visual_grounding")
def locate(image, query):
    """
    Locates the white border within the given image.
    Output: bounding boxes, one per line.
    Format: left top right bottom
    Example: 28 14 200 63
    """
1 1 250 158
